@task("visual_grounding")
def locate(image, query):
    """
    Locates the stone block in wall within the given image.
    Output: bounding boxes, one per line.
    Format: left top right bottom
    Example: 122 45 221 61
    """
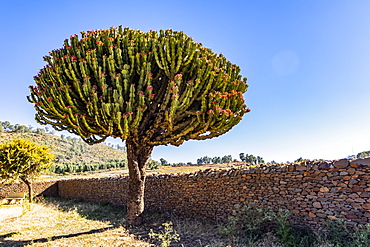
350 158 370 167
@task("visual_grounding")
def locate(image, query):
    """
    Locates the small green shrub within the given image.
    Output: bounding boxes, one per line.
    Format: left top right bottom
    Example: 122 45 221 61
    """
219 202 275 240
149 221 180 247
219 202 318 246
326 217 370 247
273 209 317 247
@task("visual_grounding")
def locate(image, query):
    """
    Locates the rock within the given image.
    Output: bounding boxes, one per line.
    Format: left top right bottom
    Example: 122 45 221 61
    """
313 202 322 208
346 214 358 219
318 162 331 169
308 212 316 218
352 186 364 192
350 158 370 167
360 192 370 198
333 159 349 169
319 187 330 193
296 165 307 171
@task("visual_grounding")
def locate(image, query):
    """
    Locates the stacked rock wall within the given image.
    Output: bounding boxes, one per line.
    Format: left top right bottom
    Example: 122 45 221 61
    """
2 158 370 229
56 158 370 228
0 180 58 199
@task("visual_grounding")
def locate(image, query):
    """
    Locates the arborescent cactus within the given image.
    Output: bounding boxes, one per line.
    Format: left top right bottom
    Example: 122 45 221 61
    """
28 26 250 224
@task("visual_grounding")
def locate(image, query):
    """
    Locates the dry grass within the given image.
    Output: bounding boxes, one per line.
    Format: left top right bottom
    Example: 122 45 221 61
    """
0 199 149 247
0 197 339 247
0 197 233 247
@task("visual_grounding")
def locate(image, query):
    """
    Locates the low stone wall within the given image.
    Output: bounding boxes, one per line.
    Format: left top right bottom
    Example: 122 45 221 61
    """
56 158 370 229
2 158 370 229
0 180 58 199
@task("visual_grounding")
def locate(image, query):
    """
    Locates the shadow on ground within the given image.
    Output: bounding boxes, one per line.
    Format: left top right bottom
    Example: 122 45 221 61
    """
0 227 114 247
1 197 225 247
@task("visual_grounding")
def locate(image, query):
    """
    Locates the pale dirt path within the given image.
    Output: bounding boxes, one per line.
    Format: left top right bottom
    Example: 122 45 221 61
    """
0 205 23 222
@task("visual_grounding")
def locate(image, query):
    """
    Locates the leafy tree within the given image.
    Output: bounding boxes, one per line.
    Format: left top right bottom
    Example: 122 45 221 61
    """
28 26 249 224
147 160 160 170
222 155 232 163
256 156 264 165
35 128 46 135
0 139 55 202
201 156 211 164
197 157 204 165
212 156 221 164
239 152 246 162
356 151 370 159
1 121 12 132
160 158 169 166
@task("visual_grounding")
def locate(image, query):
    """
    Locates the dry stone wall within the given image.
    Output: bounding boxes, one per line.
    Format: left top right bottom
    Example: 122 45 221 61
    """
0 180 58 199
2 158 370 229
56 158 370 229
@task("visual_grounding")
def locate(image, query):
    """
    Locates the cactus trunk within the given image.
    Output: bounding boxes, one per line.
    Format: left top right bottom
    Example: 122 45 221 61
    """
126 138 153 225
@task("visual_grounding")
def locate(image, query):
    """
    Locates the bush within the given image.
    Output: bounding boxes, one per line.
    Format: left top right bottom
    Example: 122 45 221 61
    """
219 202 318 246
326 217 370 246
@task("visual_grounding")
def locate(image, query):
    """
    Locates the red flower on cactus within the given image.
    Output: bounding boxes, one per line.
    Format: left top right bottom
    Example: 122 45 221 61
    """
207 109 214 115
47 97 53 101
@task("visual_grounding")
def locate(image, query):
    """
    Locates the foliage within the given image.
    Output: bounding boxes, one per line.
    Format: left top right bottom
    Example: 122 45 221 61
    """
28 26 250 146
0 129 127 174
219 202 318 247
49 159 127 174
147 160 160 170
0 139 55 184
239 152 265 164
159 158 169 166
212 156 222 164
0 139 55 202
221 154 233 163
219 202 275 239
356 151 370 159
27 25 249 224
197 156 211 164
325 217 370 246
149 221 180 247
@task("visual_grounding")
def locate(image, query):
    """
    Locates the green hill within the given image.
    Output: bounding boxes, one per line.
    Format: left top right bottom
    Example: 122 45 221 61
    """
0 131 127 174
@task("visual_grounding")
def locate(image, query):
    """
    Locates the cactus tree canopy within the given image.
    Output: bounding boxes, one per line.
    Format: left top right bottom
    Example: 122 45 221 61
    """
28 26 250 224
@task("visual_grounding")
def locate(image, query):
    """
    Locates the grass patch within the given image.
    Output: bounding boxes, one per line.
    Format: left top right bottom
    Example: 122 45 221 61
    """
0 198 147 247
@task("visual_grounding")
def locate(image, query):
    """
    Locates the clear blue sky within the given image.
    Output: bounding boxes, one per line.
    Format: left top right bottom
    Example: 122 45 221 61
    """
1 0 370 163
